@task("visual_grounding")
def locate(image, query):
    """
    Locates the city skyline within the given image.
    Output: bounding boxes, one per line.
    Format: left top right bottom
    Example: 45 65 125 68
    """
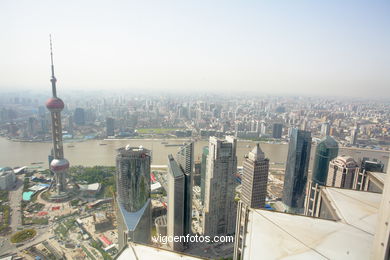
0 0 389 98
0 1 389 258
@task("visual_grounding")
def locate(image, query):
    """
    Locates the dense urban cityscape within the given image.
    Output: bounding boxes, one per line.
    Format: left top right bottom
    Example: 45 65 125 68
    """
1 0 390 259
0 85 389 259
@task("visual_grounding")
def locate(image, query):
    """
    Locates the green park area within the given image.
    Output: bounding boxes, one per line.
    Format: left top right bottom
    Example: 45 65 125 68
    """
69 166 116 198
0 191 10 234
10 228 37 243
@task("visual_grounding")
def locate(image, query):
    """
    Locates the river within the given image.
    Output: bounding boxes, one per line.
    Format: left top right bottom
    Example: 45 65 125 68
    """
0 137 388 171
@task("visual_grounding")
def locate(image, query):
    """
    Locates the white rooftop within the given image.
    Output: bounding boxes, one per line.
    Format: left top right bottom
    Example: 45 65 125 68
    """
78 183 101 191
117 243 202 260
151 182 162 191
369 171 386 184
243 209 375 260
323 187 381 234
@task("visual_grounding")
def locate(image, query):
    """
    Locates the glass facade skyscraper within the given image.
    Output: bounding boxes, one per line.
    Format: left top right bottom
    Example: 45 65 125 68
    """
116 146 151 250
312 136 338 186
282 128 312 212
166 142 193 251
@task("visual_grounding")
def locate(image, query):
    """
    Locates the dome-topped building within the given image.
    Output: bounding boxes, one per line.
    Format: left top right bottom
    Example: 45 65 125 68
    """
327 155 359 189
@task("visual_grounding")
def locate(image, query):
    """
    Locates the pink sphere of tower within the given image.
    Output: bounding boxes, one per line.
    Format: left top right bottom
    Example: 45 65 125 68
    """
50 158 70 172
46 97 64 111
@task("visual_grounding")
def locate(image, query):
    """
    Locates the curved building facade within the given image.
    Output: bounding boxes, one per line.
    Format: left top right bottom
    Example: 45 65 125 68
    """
116 146 151 212
116 145 151 250
312 136 338 186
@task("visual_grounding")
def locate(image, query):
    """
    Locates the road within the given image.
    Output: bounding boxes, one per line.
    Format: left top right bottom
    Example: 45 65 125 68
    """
0 176 24 256
8 176 23 232
0 223 54 256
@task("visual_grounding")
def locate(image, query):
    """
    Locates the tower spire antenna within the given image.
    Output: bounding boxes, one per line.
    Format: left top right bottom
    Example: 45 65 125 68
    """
49 34 57 97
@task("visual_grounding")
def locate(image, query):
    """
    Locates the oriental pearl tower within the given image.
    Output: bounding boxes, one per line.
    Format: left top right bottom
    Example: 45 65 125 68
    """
45 35 70 199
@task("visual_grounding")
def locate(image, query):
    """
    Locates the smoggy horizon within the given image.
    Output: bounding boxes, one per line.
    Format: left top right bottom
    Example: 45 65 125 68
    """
1 0 389 98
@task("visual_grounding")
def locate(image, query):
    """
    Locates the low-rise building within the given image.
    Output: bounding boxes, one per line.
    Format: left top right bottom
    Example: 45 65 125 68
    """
0 167 16 190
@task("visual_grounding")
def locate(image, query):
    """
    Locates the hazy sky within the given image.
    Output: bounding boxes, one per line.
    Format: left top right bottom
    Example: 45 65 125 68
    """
1 0 389 98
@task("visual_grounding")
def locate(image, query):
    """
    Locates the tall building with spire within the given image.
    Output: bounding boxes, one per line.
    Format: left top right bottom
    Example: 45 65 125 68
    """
234 144 269 259
45 35 70 199
241 143 269 209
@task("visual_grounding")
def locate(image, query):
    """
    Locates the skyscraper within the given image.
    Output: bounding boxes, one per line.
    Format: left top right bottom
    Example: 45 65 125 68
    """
234 144 269 259
74 108 85 126
166 156 188 251
312 136 338 186
282 128 311 212
327 156 359 189
272 123 283 139
203 136 237 236
241 144 269 209
320 122 331 137
200 146 208 204
351 127 358 145
45 36 70 199
175 142 194 238
106 117 115 137
166 142 193 251
116 145 151 250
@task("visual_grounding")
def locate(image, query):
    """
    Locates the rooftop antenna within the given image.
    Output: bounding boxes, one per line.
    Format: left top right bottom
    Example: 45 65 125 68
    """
49 34 57 97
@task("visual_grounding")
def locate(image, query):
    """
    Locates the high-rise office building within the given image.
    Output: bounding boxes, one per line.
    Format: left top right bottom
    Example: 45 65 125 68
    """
282 128 311 212
203 136 237 236
45 36 70 200
351 127 358 145
116 145 151 250
234 144 269 259
260 121 266 136
106 117 115 137
193 161 201 186
74 107 85 126
327 156 359 189
241 144 269 208
312 136 338 186
360 159 384 173
200 146 208 204
320 122 330 137
176 142 194 237
167 154 190 251
166 142 193 251
272 123 283 139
